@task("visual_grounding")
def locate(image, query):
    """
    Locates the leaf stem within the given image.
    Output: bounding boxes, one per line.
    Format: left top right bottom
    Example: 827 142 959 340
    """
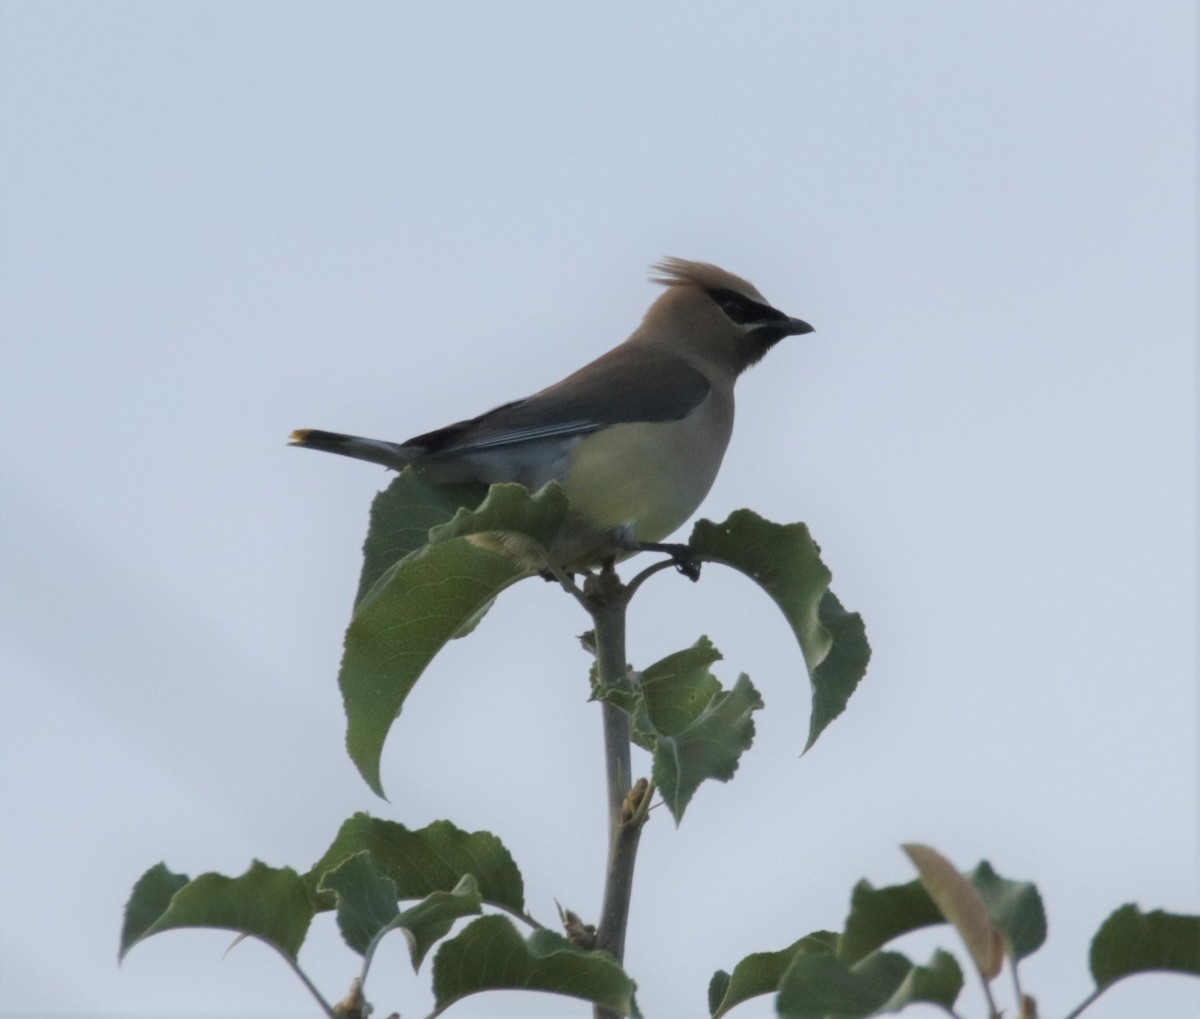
979 970 1001 1019
1062 987 1105 1019
497 902 548 931
1008 957 1024 1008
544 558 590 609
625 555 689 598
272 947 337 1018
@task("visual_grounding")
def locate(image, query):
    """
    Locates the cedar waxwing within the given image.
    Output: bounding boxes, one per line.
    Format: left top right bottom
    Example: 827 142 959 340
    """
291 258 813 571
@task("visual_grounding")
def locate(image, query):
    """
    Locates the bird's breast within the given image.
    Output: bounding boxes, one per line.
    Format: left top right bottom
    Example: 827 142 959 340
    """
562 391 734 543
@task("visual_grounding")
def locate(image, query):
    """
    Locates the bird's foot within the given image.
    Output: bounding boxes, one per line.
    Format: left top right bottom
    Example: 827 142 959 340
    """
636 541 702 581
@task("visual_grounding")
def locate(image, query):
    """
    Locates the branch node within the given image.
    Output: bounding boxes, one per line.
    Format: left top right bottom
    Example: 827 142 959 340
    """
619 778 652 826
558 904 598 949
332 976 370 1019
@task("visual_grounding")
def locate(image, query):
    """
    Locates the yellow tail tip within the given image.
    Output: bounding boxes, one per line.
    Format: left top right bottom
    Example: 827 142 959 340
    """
289 428 311 446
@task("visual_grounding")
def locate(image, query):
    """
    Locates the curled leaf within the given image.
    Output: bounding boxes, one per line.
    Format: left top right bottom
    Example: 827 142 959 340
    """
902 844 1003 981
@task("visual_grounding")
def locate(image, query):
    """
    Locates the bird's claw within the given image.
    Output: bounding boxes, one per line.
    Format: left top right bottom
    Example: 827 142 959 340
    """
637 541 701 581
672 549 702 582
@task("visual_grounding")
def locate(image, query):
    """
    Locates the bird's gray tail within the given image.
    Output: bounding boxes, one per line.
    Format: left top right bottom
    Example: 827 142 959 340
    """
289 428 418 470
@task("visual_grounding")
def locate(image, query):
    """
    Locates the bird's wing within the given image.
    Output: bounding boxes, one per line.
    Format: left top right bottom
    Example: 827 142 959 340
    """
407 347 712 457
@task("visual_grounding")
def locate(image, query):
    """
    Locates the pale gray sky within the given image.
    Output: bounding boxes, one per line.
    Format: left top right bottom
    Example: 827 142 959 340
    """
1 3 1195 1017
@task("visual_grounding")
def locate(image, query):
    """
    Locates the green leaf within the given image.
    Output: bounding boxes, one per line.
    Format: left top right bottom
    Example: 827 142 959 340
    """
119 860 313 961
689 511 870 751
344 539 523 796
342 481 568 795
839 862 1040 971
593 638 763 819
878 949 964 1013
317 851 400 955
839 878 943 965
776 950 912 1019
811 590 872 749
968 860 1046 961
637 637 726 736
305 814 525 918
353 470 488 608
119 863 190 960
430 914 637 1015
390 874 484 970
1089 904 1200 989
426 480 570 551
641 644 762 821
317 851 483 969
707 931 838 1018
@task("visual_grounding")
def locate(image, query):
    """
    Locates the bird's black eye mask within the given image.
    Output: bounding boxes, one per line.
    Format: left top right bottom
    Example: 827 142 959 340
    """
706 287 789 328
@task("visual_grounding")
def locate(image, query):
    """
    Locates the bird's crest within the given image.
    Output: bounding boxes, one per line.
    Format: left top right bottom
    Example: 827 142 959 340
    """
649 257 766 303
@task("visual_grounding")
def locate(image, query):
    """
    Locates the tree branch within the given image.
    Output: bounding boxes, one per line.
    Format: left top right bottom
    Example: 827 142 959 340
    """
582 563 647 1019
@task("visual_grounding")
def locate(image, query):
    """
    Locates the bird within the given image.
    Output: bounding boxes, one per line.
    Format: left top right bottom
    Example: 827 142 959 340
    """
291 258 813 574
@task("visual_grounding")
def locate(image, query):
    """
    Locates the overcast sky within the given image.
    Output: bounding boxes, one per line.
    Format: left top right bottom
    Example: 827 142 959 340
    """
1 3 1195 1018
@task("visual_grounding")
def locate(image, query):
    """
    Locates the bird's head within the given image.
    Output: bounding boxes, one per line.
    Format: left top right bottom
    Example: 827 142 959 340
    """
643 257 813 373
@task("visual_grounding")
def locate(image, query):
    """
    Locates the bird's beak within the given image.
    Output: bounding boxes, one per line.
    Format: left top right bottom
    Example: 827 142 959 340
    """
784 317 815 336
